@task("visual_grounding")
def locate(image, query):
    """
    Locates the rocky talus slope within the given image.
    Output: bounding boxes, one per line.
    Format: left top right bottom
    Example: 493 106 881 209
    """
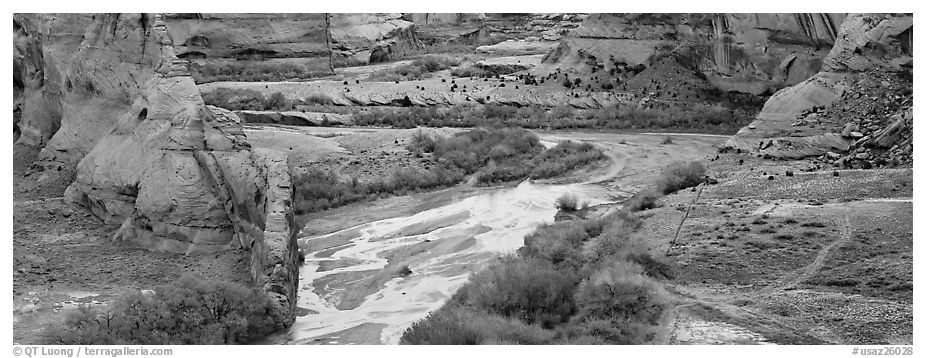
13 13 300 329
724 13 912 167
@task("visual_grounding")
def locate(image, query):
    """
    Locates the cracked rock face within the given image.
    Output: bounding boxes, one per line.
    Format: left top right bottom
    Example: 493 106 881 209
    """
14 14 91 147
165 13 424 68
544 13 847 95
17 13 299 329
724 13 912 161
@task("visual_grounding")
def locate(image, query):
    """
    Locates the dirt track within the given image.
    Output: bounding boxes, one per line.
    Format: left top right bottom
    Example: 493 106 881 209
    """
643 152 913 345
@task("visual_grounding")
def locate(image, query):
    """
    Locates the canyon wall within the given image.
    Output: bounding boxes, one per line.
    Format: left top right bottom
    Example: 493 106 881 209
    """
164 13 424 72
724 13 912 165
543 13 846 95
13 13 300 330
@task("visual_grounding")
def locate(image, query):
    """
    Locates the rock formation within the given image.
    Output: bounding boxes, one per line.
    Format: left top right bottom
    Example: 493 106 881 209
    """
14 13 300 330
164 13 424 76
13 14 91 147
724 13 912 165
544 13 846 95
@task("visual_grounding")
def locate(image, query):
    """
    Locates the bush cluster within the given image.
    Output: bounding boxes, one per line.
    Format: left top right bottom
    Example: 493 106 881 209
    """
293 128 606 215
351 103 753 134
369 55 460 82
202 88 336 112
401 207 672 344
530 141 606 180
190 61 327 83
293 166 463 214
43 276 280 345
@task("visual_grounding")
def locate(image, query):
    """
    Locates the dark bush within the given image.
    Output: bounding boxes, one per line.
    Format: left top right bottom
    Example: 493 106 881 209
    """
201 88 266 111
657 161 706 194
370 55 459 82
400 304 555 345
556 193 581 212
304 93 335 106
574 262 666 326
401 208 669 344
452 256 579 327
190 60 327 83
625 188 662 212
519 221 596 271
530 141 606 180
263 92 292 111
43 276 279 344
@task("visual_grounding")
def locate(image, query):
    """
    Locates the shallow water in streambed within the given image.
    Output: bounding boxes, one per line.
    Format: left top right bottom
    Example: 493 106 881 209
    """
284 180 617 344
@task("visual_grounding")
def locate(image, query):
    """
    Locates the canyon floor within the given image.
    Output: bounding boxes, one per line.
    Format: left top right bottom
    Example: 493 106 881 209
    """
648 155 913 345
12 125 912 345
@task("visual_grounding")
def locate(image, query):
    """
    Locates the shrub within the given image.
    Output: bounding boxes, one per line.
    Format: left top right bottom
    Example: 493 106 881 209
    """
452 257 579 327
657 161 706 194
43 276 279 344
519 221 595 271
626 252 675 280
530 141 606 179
190 60 327 83
573 262 667 327
400 304 555 345
304 93 335 106
406 130 438 155
401 203 669 344
563 317 654 344
263 92 292 111
293 165 464 215
625 188 662 212
450 66 491 78
582 214 644 268
556 194 581 212
369 55 460 81
801 221 826 228
201 88 267 111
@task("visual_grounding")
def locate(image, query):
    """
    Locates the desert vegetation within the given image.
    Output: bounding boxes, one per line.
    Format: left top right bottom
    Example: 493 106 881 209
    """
555 194 581 212
293 127 606 215
401 208 672 344
656 161 707 194
352 103 752 134
369 55 461 82
42 276 282 344
201 87 751 134
202 88 336 112
190 60 329 83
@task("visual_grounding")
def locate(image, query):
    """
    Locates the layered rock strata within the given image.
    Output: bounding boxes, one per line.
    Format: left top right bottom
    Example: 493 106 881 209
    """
14 13 300 328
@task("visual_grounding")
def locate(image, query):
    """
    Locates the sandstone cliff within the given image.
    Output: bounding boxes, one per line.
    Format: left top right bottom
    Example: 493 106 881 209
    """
14 14 91 147
544 13 846 95
724 13 912 166
14 13 300 330
164 13 424 79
